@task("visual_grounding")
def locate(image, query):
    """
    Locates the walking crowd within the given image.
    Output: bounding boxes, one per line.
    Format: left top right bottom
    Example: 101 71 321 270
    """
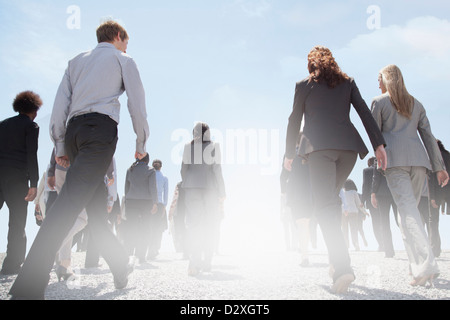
0 20 448 299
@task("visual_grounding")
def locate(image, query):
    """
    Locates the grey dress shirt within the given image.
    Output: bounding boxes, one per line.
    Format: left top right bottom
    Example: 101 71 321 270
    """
371 93 445 172
50 42 149 157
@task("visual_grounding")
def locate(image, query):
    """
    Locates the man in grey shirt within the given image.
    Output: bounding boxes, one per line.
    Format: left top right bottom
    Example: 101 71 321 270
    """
9 20 149 299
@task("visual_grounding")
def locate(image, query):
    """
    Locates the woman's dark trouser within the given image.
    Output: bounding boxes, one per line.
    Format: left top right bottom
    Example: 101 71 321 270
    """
307 150 357 282
9 114 129 299
0 167 29 273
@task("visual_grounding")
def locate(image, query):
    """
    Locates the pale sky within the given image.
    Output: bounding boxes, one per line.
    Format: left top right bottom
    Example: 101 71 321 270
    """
1 0 450 254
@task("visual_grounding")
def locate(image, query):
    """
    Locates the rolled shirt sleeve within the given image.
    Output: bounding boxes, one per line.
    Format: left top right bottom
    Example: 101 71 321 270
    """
50 67 72 157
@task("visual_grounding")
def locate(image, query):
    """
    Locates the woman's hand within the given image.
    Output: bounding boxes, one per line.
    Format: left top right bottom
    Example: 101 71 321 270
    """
375 145 387 171
437 170 449 188
284 157 293 171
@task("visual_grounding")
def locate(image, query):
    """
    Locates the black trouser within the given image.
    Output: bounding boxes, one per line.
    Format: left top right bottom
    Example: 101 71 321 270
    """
429 205 441 257
10 113 128 299
147 203 167 258
376 195 396 257
418 196 441 257
184 189 220 269
123 199 152 260
0 167 29 273
367 203 383 250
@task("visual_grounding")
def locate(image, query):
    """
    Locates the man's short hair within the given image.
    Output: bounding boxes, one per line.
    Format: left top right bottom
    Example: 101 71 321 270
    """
96 20 129 43
13 91 42 114
152 159 162 169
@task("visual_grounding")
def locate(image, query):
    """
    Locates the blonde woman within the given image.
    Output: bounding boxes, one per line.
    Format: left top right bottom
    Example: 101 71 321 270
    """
371 64 449 286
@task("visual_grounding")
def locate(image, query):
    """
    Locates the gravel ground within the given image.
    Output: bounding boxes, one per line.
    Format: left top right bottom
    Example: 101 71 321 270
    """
1 248 449 301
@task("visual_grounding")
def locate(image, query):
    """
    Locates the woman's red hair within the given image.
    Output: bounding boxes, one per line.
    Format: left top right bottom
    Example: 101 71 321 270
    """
307 46 349 88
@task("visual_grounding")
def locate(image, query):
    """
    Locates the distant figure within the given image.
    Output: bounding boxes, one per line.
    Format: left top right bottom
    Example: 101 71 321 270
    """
146 159 169 260
340 179 368 251
284 46 387 294
362 157 383 251
181 122 226 276
168 182 188 258
34 168 57 227
371 64 448 287
0 91 42 275
9 20 149 299
123 154 158 264
428 139 450 257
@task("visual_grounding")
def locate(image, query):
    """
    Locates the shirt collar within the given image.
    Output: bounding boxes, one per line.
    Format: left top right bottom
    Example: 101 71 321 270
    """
96 42 117 50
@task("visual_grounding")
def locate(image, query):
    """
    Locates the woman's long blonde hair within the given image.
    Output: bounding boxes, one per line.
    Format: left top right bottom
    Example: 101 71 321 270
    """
379 64 414 119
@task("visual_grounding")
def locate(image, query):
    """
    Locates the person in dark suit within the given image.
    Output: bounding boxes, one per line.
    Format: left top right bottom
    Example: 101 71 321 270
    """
181 122 226 276
284 46 387 294
123 154 158 264
361 157 383 251
371 64 448 287
428 139 450 257
0 91 42 275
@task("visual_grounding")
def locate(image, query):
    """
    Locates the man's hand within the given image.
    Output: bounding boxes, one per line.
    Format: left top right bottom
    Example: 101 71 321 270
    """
371 193 378 209
56 155 70 168
135 151 148 160
151 203 158 214
25 187 37 202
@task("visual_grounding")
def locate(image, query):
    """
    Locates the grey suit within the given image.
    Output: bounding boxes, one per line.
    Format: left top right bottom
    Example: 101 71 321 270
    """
371 94 443 278
371 93 445 172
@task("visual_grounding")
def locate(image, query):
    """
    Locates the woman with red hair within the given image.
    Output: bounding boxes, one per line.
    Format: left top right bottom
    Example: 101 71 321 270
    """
284 46 387 294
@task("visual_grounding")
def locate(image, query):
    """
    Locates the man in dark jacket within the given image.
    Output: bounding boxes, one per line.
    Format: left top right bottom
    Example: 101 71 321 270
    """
0 91 42 275
428 139 450 257
361 157 383 251
123 154 158 263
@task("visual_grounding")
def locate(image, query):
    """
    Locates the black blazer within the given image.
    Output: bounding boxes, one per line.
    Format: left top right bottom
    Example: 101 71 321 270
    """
0 114 39 187
372 167 393 198
285 77 385 160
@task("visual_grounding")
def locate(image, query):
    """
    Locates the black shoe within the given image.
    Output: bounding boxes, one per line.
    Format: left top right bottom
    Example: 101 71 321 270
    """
300 259 310 267
114 264 134 289
55 265 74 282
0 268 20 275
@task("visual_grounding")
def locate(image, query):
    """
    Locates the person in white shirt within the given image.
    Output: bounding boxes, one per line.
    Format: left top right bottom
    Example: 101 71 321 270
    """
341 179 369 251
